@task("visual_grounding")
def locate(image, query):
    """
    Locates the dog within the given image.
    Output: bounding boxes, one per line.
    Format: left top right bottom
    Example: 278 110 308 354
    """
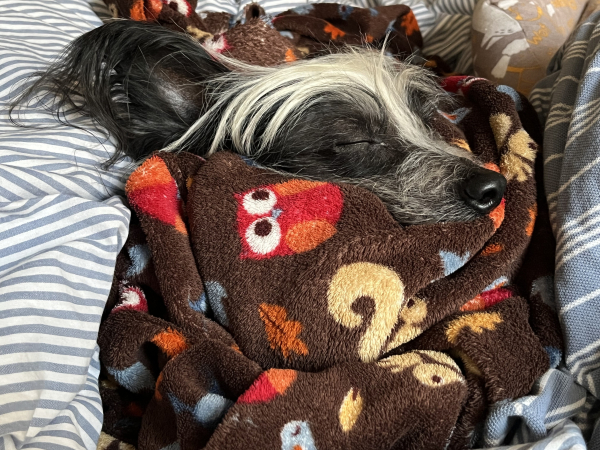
11 20 506 225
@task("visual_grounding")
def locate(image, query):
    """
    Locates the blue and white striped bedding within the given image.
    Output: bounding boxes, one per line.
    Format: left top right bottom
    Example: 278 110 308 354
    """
527 8 600 450
0 2 130 448
473 8 600 449
0 0 596 449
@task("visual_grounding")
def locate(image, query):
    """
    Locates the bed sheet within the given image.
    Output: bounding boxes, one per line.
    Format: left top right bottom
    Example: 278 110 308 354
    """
527 7 600 450
0 0 587 449
0 1 130 449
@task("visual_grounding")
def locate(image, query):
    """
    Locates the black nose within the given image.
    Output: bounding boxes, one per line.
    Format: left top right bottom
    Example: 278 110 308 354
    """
460 167 507 214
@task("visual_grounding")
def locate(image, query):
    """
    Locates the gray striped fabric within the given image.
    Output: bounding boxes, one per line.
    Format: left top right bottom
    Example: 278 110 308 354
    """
535 0 600 430
489 420 587 450
484 368 589 447
0 0 576 449
486 7 600 450
0 1 131 449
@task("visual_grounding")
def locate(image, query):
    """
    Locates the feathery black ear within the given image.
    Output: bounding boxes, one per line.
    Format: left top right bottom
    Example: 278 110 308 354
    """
10 20 229 165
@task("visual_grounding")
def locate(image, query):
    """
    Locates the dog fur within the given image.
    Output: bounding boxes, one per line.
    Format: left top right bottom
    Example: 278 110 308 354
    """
10 20 506 225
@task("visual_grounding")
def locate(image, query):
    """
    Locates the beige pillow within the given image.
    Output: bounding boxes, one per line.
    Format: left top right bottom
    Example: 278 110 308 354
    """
472 0 586 95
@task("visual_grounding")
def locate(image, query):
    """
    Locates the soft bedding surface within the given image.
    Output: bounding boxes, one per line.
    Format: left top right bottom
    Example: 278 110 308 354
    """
0 1 597 450
0 0 476 446
0 2 129 449
0 3 473 449
0 2 478 448
528 7 600 449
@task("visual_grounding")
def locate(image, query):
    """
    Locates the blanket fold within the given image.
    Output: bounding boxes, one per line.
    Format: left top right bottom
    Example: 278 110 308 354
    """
103 1 429 68
97 73 563 449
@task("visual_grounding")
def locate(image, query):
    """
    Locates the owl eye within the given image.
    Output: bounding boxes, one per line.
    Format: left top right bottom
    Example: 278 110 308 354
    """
245 217 281 255
242 189 277 215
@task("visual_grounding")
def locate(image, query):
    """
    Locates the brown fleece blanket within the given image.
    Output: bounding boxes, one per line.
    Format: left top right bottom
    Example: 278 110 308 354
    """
95 2 562 449
96 70 563 450
103 0 454 71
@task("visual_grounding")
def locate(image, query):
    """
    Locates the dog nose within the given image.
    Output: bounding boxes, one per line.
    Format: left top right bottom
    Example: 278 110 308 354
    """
461 167 507 214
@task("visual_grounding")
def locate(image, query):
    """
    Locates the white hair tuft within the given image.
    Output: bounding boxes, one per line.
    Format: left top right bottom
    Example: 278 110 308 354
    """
160 49 447 156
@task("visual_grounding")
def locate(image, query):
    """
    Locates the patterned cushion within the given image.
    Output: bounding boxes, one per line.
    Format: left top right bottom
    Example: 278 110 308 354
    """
471 0 586 95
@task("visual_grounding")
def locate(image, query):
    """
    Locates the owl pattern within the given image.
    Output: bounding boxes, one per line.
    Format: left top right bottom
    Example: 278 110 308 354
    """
235 180 343 259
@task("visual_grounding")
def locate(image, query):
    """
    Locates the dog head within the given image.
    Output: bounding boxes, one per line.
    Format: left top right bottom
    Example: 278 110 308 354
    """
12 21 506 225
192 50 506 225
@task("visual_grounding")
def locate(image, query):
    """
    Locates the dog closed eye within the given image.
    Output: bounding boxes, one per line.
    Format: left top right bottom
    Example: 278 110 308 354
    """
11 20 506 225
335 140 384 148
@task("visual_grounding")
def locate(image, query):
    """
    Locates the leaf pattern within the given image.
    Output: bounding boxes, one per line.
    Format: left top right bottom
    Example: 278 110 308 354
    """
259 303 309 358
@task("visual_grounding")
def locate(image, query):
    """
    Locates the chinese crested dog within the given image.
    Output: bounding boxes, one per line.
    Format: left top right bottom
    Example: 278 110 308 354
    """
11 20 506 225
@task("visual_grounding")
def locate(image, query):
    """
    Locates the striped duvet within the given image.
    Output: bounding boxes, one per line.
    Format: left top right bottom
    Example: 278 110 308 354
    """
0 2 130 449
0 0 597 449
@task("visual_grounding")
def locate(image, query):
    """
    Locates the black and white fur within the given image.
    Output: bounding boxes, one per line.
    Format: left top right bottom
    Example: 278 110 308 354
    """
10 20 506 225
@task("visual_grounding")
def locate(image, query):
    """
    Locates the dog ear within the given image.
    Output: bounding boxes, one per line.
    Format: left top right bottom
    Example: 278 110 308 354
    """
10 20 229 165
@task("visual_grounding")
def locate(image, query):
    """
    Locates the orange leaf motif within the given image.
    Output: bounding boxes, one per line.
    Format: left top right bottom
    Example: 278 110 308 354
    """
285 48 297 62
489 199 505 230
324 23 346 40
526 204 537 236
259 303 309 358
401 11 419 36
151 328 188 358
484 162 501 173
129 0 146 21
481 243 503 256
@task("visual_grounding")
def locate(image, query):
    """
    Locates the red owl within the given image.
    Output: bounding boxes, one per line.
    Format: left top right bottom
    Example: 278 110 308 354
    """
235 180 344 259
